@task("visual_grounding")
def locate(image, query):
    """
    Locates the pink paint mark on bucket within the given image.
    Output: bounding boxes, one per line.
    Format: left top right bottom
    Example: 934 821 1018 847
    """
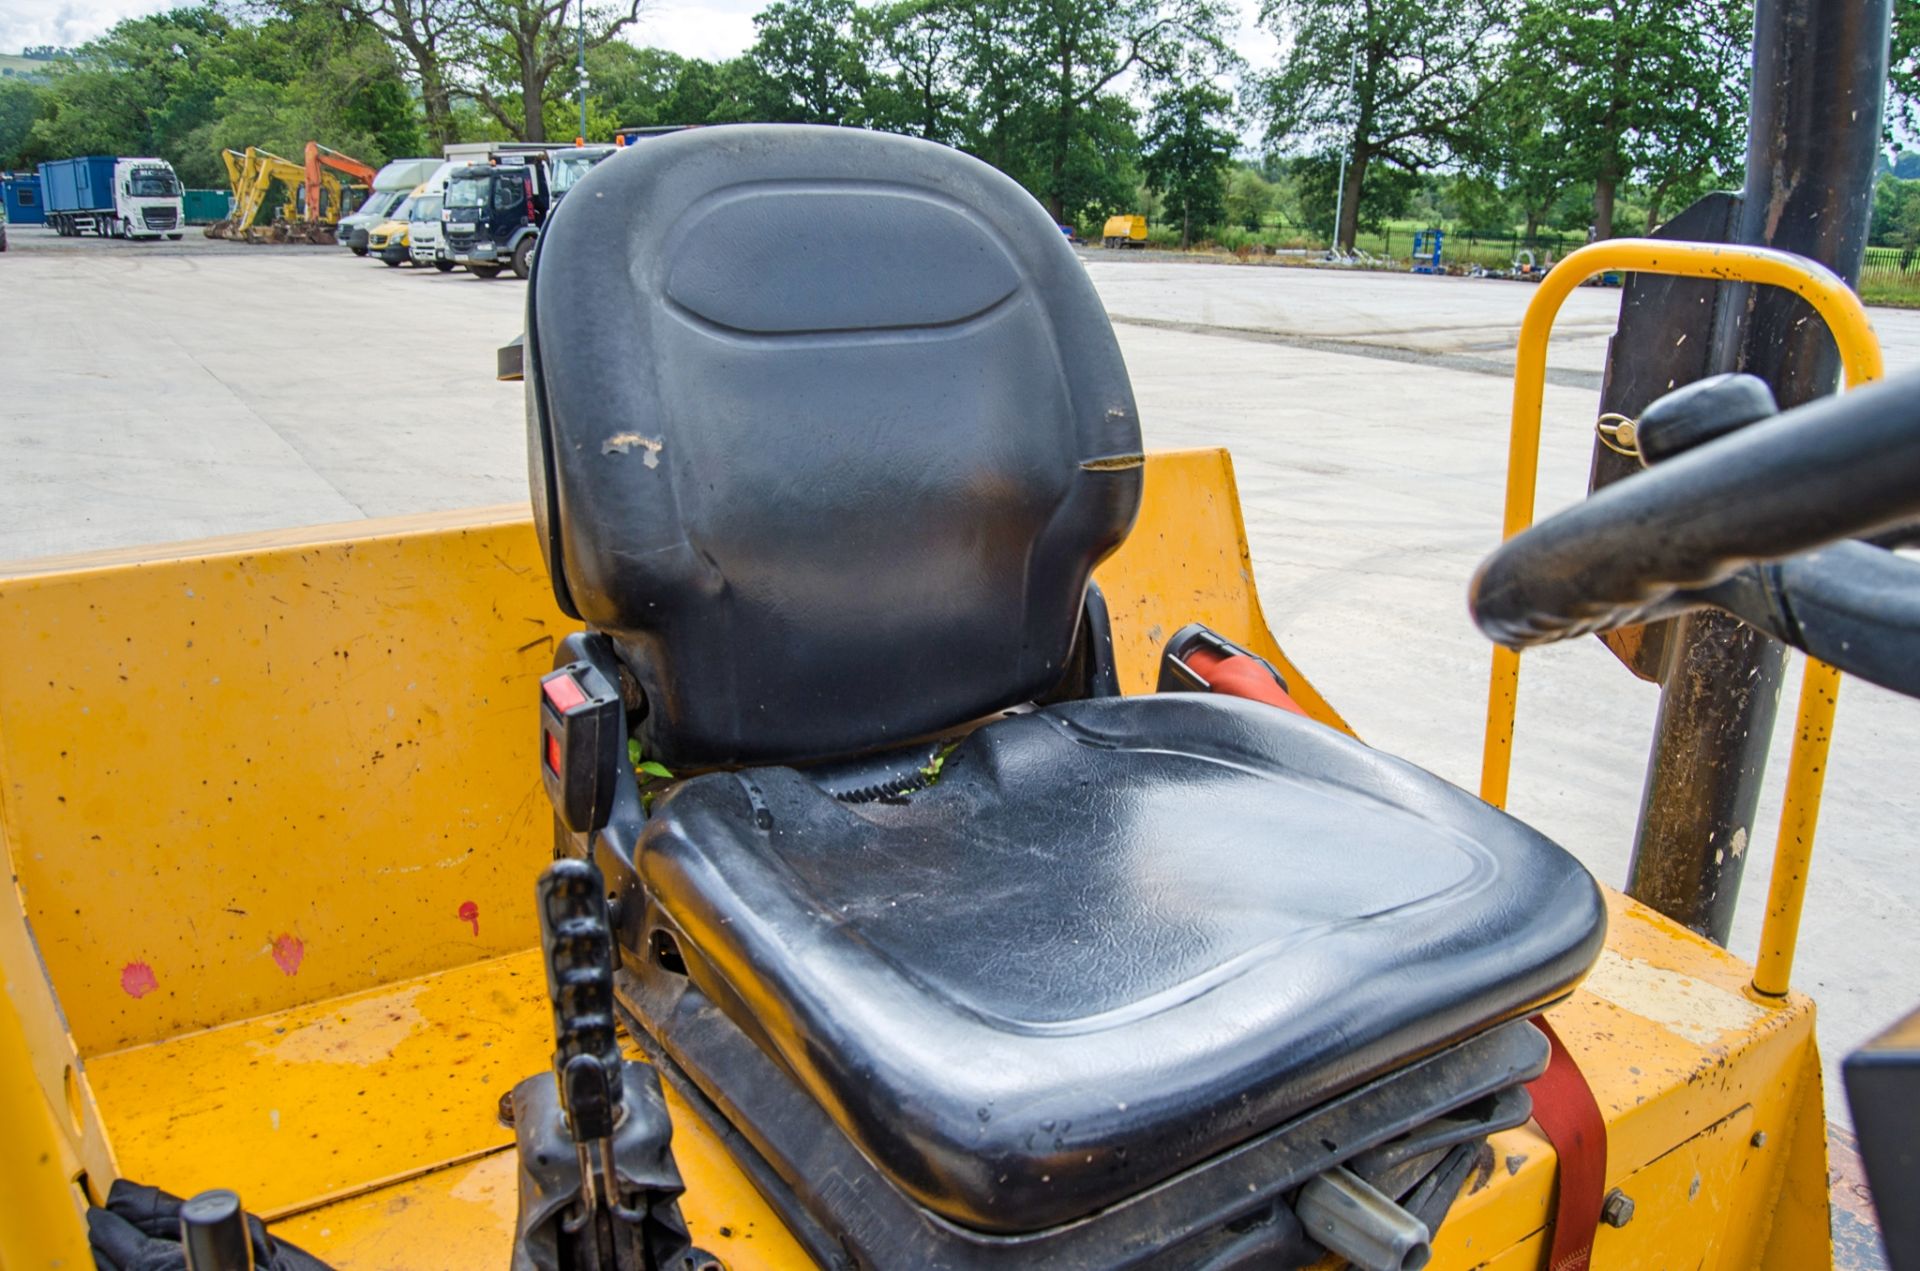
271 933 305 976
121 961 158 999
458 900 480 936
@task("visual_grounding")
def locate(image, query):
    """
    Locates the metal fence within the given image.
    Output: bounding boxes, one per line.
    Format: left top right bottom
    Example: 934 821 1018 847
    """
1859 246 1920 305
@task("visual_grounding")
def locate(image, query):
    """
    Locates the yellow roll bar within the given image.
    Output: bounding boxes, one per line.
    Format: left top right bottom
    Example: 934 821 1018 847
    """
1479 237 1885 999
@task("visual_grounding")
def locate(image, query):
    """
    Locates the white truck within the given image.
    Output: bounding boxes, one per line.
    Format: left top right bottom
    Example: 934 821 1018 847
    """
39 156 185 239
336 157 442 256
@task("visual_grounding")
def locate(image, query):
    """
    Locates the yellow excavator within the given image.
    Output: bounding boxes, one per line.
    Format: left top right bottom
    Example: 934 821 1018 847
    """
4 4 1918 1270
205 144 374 246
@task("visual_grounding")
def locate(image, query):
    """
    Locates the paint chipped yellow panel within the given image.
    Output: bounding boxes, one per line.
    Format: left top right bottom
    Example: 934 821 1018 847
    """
0 510 569 1055
1096 449 1352 733
86 949 550 1218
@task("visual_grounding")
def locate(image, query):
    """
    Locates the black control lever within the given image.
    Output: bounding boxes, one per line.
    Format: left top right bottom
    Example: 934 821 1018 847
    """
538 858 638 1233
510 857 699 1271
1473 371 1920 666
1628 374 1920 698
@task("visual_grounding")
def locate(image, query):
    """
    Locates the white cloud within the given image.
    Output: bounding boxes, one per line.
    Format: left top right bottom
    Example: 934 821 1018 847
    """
1 0 165 50
629 0 760 62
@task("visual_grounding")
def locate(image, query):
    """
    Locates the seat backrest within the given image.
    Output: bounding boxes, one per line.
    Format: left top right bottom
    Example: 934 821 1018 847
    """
527 126 1142 767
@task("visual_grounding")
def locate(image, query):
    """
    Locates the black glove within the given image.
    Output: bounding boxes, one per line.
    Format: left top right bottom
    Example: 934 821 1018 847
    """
88 1179 334 1271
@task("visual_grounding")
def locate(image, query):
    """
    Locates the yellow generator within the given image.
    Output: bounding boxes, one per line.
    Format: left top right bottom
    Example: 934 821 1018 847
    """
1101 213 1148 248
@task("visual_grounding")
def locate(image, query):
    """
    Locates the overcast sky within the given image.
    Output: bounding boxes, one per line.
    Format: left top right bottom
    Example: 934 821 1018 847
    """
3 0 1280 78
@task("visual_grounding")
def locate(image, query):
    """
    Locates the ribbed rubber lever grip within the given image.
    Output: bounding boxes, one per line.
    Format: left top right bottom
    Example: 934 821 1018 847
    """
536 857 625 1139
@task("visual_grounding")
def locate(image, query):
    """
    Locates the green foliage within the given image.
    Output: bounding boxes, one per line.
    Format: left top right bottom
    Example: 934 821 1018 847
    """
748 0 872 124
1142 84 1236 245
1873 176 1920 250
0 81 47 168
1441 173 1512 235
28 7 235 179
1223 164 1274 232
862 0 969 141
1500 0 1749 237
1892 0 1920 143
1256 0 1508 249
24 4 421 188
585 46 768 128
1282 150 1416 239
453 0 641 142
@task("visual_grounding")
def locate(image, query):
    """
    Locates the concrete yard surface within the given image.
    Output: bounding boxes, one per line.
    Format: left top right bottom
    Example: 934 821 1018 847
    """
4 226 1919 1124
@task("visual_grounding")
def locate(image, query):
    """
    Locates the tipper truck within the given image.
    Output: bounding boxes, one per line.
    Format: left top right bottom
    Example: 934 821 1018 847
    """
39 155 184 239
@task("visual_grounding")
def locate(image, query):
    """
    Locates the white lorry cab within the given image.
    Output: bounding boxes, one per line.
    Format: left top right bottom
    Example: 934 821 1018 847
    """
408 189 450 270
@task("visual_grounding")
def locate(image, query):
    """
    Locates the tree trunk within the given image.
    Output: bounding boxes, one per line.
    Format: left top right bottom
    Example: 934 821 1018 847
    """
1523 208 1539 242
1592 174 1615 241
421 70 455 148
1182 203 1190 248
1337 151 1366 252
1046 37 1071 224
521 48 546 141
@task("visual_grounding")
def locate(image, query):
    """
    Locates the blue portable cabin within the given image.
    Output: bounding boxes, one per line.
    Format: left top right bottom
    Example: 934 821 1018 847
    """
39 155 119 215
2 172 44 224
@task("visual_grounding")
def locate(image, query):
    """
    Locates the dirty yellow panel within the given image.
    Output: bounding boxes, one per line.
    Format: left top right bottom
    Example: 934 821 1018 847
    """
0 873 97 1269
274 1077 814 1271
1596 1106 1756 1263
270 1149 522 1271
87 948 551 1218
0 508 570 1055
1096 449 1353 733
1433 887 1826 1269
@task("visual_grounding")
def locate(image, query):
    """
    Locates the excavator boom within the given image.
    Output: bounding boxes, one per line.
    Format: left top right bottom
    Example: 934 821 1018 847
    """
305 142 376 225
206 143 363 245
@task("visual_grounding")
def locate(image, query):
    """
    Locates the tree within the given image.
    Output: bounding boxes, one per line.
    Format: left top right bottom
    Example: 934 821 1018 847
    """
586 46 768 127
1141 83 1235 245
1256 0 1509 251
28 7 235 174
340 0 464 147
745 0 873 124
453 0 643 141
1871 175 1920 253
202 7 425 171
1504 0 1748 240
864 0 968 141
1890 0 1920 142
27 4 422 188
1223 164 1273 232
1009 0 1234 223
0 81 46 169
1444 172 1512 234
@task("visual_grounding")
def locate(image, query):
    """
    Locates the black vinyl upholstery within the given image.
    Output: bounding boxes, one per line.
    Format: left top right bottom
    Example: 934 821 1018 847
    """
527 125 1142 769
640 695 1605 1233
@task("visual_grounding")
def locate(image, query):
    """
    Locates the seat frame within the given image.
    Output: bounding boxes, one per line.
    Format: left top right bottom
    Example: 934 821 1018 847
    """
618 932 1546 1270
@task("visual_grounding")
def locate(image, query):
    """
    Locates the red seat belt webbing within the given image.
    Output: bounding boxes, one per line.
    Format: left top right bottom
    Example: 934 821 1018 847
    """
1527 1014 1607 1271
1183 648 1309 716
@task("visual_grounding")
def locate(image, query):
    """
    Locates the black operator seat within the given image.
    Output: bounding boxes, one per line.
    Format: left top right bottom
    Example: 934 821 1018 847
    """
526 125 1605 1237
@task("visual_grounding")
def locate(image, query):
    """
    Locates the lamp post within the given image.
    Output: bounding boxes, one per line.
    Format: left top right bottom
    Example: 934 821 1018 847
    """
577 0 587 143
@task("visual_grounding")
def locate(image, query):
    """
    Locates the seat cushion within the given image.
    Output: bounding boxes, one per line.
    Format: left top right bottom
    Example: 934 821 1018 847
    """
637 694 1604 1234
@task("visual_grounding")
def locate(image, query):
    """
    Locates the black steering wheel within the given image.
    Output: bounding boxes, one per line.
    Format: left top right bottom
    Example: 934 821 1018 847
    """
1469 371 1920 700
